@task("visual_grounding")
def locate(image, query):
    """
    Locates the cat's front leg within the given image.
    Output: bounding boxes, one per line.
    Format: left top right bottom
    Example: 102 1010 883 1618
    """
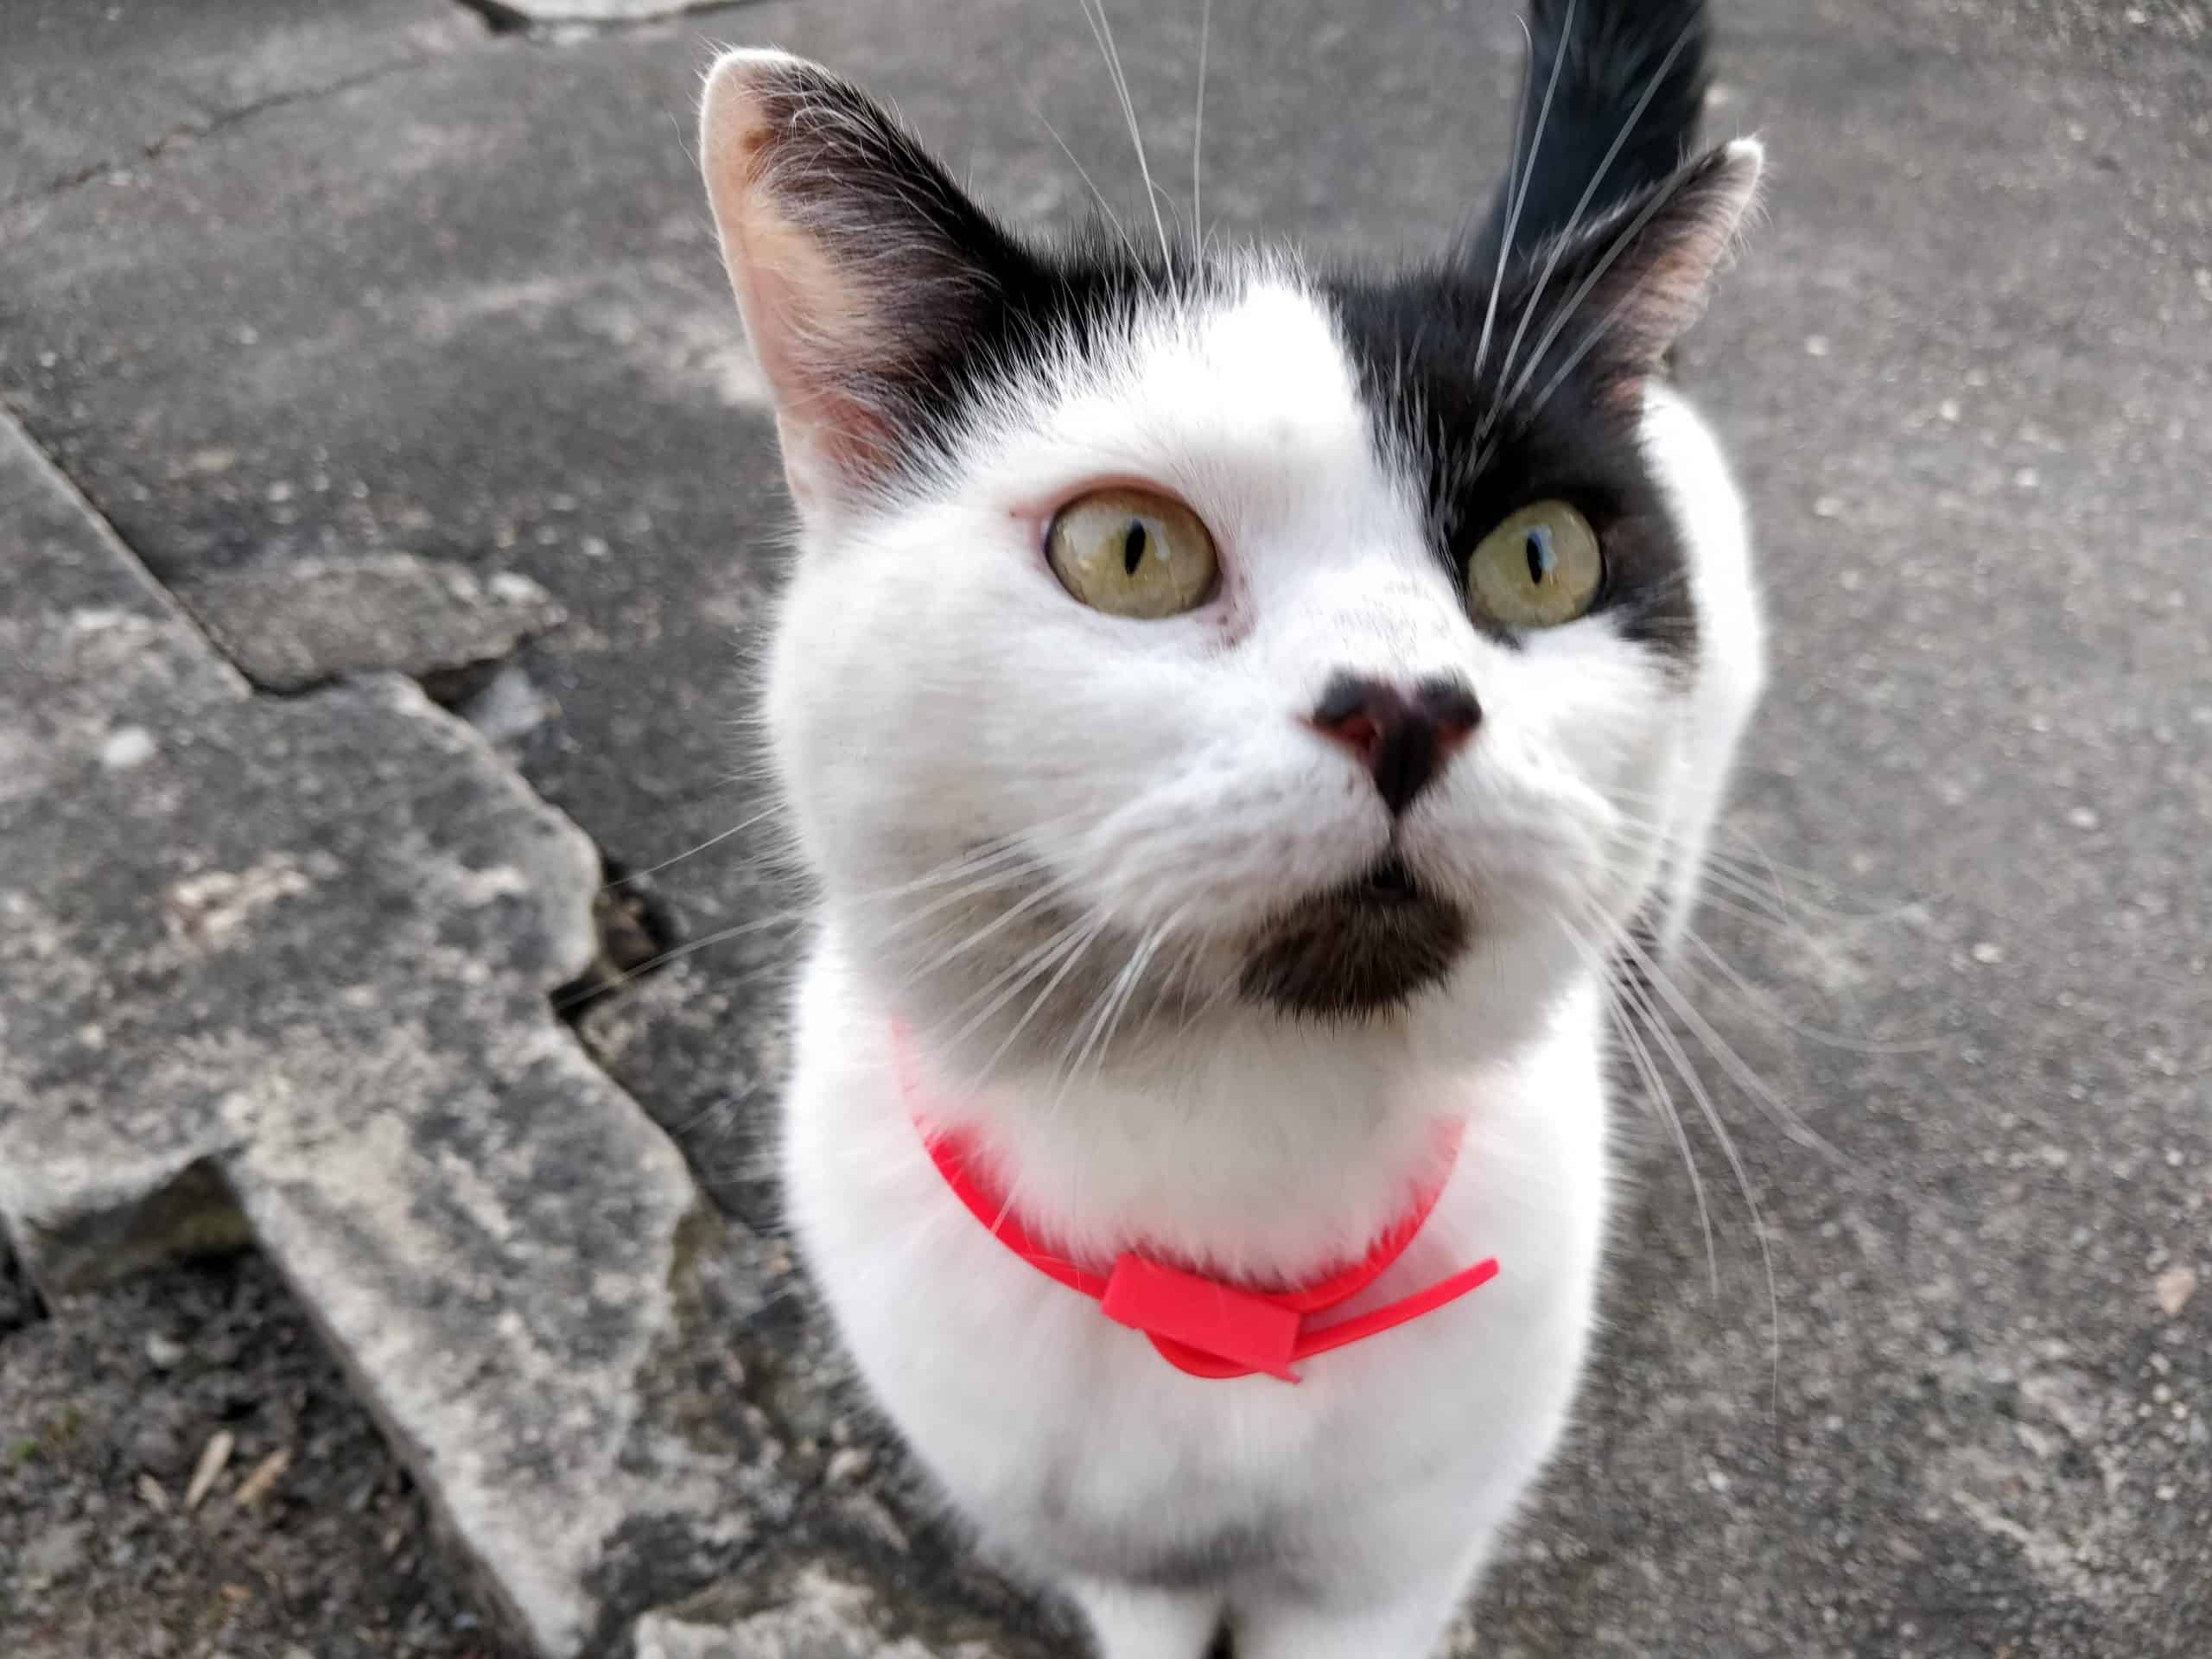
1068 1577 1226 1659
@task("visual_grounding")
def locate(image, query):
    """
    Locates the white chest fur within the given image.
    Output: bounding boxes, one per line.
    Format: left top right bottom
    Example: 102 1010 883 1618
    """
782 930 1611 1635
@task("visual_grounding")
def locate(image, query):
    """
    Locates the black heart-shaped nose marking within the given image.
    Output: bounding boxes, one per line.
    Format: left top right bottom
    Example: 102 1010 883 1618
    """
1307 673 1483 815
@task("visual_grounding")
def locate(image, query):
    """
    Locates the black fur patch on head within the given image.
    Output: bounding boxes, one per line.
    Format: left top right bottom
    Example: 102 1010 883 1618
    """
1322 140 1760 669
1310 0 1748 669
1323 255 1700 664
900 233 1189 467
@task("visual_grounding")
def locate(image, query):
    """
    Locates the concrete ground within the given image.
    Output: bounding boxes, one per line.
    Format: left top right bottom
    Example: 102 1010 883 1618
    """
2 1 2207 1656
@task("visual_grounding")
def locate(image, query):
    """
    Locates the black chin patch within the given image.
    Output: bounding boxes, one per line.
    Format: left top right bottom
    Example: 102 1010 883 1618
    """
1237 861 1469 1018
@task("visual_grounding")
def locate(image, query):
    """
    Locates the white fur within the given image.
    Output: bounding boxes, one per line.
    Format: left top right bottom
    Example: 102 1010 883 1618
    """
704 51 1764 1656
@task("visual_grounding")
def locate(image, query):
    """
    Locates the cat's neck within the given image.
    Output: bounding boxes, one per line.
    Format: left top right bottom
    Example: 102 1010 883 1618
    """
884 972 1554 1287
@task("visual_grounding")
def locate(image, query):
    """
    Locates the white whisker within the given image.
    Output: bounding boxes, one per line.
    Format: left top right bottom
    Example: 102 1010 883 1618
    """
976 912 1112 1084
1478 159 1703 452
1471 6 1561 385
1567 912 1718 1292
1077 0 1173 266
1594 910 1784 1414
601 801 783 890
1675 925 1940 1056
1191 0 1211 250
1492 13 1702 398
1027 98 1141 264
1602 903 1841 1163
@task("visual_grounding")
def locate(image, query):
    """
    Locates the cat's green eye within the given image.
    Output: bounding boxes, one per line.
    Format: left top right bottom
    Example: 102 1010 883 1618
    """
1046 488 1219 620
1465 501 1604 629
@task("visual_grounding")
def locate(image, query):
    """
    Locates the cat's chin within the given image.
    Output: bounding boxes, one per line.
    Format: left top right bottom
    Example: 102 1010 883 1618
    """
1236 858 1470 1020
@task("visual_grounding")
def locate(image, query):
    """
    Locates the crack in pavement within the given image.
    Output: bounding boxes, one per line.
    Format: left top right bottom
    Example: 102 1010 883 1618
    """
0 49 478 216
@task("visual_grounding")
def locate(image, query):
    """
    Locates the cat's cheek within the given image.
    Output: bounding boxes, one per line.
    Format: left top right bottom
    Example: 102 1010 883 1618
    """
1211 587 1256 650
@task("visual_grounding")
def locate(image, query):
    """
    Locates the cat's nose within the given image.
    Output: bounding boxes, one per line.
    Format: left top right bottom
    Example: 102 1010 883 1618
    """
1306 672 1482 816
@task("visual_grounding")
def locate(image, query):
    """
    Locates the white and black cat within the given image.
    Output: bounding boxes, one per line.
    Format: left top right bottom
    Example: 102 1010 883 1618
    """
698 1 1764 1653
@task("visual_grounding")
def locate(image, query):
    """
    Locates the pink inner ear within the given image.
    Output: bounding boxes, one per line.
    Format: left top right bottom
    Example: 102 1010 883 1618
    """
702 59 906 502
701 50 1026 510
712 191 896 499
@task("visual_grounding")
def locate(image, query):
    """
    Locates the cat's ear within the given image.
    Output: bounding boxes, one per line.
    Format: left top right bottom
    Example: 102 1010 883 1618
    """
699 50 1027 512
1506 138 1763 398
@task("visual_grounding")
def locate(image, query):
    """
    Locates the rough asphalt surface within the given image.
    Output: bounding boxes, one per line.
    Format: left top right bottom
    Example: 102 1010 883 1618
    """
2 1 2208 1656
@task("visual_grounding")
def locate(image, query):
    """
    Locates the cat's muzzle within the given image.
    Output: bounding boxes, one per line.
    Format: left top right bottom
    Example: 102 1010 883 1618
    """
1236 857 1468 1018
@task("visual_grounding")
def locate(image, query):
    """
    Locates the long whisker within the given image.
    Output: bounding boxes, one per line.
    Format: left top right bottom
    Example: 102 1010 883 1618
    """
976 912 1113 1084
1077 0 1173 266
1491 12 1702 397
601 802 783 891
1567 912 1718 1293
938 906 1109 1065
1055 912 1171 1106
1595 910 1783 1414
1597 786 1860 897
904 875 1078 981
1601 904 1843 1163
1471 6 1560 385
1478 156 1704 451
1191 0 1211 250
560 828 1081 1010
1027 97 1141 264
1098 904 1192 1077
1596 792 1891 925
551 908 806 1011
1675 924 1940 1056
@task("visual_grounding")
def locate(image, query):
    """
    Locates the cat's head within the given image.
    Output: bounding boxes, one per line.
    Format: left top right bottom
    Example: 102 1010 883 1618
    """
701 45 1764 1078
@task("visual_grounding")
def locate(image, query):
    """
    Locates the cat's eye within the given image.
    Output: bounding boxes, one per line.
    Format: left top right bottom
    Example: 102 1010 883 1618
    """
1046 488 1219 619
1465 501 1604 629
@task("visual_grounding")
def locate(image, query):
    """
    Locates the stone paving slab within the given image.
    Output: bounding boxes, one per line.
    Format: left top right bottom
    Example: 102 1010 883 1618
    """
0 0 484 206
0 12 804 969
0 413 791 1656
185 552 566 695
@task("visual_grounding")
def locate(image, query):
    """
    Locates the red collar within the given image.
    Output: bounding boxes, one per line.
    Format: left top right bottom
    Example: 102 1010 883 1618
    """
893 1024 1499 1383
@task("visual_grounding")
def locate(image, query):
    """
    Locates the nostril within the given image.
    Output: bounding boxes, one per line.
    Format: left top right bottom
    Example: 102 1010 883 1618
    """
1306 673 1402 767
1418 677 1483 742
1311 672 1380 730
1326 711 1382 763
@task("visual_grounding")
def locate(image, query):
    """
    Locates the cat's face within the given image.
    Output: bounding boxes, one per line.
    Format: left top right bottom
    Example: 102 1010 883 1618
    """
703 51 1764 1077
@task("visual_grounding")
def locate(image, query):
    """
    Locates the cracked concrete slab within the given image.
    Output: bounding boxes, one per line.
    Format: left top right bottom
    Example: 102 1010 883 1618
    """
0 16 798 919
0 0 484 205
185 552 566 694
0 413 785 1656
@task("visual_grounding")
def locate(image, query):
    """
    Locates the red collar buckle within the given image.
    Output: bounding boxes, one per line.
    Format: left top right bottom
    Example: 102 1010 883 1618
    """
1101 1254 1305 1381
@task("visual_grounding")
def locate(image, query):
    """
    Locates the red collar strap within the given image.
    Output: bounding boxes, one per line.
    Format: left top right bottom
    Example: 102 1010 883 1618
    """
893 1024 1499 1383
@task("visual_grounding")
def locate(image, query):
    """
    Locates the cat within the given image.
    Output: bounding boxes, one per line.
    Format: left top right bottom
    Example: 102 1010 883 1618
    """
696 0 1764 1653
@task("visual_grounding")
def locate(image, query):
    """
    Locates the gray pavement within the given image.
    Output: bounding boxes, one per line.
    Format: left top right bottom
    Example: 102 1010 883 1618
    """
2 1 2208 1656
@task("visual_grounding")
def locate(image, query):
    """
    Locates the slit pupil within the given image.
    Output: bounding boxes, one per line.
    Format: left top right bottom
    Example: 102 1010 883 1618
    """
1525 528 1554 586
1122 522 1147 576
